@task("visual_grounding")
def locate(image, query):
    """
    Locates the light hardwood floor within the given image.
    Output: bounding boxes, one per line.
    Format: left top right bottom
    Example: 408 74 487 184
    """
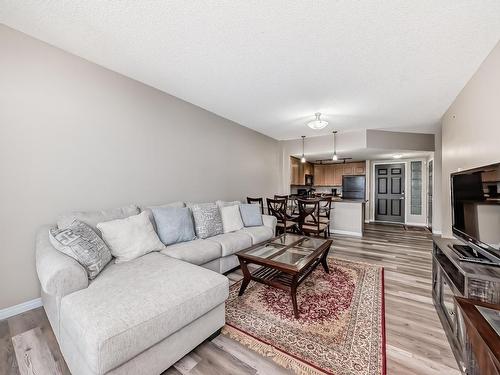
0 223 460 375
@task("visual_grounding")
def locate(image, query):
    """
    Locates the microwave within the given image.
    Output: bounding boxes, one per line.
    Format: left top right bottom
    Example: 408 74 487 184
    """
305 174 314 186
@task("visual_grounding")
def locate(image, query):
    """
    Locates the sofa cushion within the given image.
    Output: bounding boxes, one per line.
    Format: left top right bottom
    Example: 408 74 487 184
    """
152 207 196 245
262 214 277 229
59 253 228 375
220 254 240 273
220 205 244 233
200 258 221 273
239 204 264 227
206 231 252 257
57 204 140 237
97 212 165 263
143 201 185 211
160 239 222 265
190 203 224 239
239 226 274 244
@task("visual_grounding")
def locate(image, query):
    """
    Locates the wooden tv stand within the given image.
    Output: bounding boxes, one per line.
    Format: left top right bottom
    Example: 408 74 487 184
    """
432 236 500 374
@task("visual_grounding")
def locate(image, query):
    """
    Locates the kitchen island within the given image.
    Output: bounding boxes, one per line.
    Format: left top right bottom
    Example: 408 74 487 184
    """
330 199 366 237
288 195 366 237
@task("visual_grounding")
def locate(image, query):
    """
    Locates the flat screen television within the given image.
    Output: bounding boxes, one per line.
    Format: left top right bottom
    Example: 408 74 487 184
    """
451 162 500 264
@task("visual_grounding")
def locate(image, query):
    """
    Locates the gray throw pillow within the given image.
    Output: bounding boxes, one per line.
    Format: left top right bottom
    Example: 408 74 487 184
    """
190 203 224 239
49 220 112 279
239 204 264 227
141 201 185 231
152 207 196 245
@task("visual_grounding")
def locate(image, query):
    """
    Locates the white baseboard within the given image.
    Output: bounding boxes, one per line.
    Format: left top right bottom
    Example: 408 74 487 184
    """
432 230 443 235
0 298 42 320
332 229 363 237
405 222 427 227
368 220 429 228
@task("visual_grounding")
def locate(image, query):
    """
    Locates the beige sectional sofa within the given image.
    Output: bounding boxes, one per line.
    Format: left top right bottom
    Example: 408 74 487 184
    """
36 201 277 375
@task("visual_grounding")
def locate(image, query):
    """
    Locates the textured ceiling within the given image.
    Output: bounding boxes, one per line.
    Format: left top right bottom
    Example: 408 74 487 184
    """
2 1 500 140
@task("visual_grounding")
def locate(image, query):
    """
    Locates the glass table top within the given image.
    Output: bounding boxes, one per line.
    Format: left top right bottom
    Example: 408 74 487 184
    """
477 305 500 336
242 234 329 266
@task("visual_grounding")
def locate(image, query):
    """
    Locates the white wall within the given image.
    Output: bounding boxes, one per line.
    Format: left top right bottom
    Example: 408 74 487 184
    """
441 41 500 238
0 25 280 309
366 130 434 151
431 128 443 234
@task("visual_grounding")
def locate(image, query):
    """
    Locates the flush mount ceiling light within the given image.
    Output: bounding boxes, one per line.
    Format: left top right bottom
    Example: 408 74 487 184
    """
393 154 403 159
300 135 306 163
307 112 328 130
332 130 338 161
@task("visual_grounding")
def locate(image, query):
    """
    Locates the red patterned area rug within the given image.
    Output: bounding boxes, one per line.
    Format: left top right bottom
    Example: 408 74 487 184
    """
222 258 386 375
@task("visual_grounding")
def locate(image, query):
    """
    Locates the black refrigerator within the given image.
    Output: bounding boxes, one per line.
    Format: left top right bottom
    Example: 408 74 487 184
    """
342 175 366 200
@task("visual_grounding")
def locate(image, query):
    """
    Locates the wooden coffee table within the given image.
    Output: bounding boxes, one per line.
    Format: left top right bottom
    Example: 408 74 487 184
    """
236 233 333 318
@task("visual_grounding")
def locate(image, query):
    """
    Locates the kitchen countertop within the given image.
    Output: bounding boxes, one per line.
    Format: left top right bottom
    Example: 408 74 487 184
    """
332 199 367 203
290 184 342 188
288 195 367 203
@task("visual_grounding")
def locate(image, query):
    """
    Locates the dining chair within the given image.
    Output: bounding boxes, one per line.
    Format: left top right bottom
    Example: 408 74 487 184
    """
246 197 264 214
266 198 298 235
274 194 289 206
297 199 328 238
269 195 287 213
317 197 333 236
288 196 299 216
275 194 299 216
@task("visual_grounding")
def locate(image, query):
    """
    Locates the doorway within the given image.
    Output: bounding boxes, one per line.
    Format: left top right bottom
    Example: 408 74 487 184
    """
427 160 433 230
375 163 405 223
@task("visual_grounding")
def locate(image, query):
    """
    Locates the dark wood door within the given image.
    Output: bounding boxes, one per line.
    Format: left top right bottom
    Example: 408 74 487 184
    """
375 163 405 223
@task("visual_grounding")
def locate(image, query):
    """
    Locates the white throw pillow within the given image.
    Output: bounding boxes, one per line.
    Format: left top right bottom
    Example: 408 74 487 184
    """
220 205 244 233
216 200 241 208
97 211 165 263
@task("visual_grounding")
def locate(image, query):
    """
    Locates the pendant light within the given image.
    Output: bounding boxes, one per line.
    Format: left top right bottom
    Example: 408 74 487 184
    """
307 112 328 130
300 136 306 163
332 130 338 161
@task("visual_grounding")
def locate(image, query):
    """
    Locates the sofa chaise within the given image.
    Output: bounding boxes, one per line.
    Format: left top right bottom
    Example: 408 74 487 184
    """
36 201 277 375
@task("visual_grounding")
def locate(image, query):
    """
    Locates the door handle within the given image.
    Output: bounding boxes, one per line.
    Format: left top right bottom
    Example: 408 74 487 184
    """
399 197 405 200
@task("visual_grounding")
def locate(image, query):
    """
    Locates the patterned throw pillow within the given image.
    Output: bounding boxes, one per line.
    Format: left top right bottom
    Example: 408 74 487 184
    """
190 203 224 239
49 220 112 279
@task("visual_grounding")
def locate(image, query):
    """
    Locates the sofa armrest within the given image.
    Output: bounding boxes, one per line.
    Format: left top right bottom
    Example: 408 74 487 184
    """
36 226 88 297
262 214 277 232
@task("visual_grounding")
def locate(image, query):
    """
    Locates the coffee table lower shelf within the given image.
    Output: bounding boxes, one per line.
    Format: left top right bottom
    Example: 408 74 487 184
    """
237 252 330 318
